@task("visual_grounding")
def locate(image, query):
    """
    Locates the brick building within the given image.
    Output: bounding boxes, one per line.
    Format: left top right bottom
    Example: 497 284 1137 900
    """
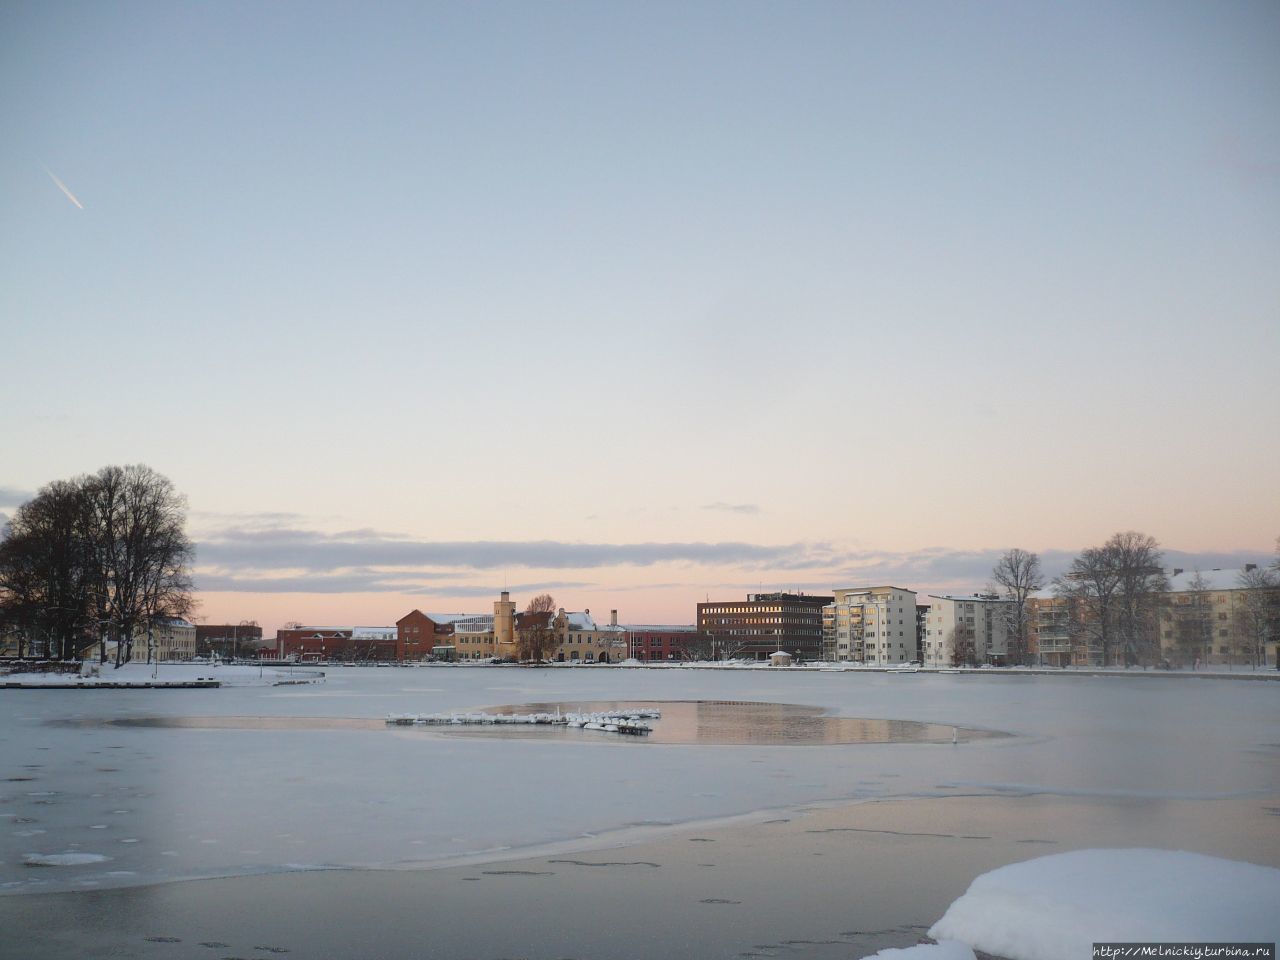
274 626 397 662
624 625 708 662
395 610 476 661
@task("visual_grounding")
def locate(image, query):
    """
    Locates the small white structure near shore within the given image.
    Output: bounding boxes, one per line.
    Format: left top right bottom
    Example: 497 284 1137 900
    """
769 650 794 666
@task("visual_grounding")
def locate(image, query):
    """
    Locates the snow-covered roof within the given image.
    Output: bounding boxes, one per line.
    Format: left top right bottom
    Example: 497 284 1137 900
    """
451 615 495 633
1166 568 1258 592
563 612 597 630
351 626 396 639
423 613 473 625
927 594 1008 604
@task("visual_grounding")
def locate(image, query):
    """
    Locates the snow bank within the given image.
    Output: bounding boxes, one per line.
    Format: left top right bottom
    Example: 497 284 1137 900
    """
929 849 1280 960
862 941 975 959
2 662 317 687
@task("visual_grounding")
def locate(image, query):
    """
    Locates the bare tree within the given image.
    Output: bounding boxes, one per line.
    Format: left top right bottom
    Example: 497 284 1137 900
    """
991 548 1044 665
678 632 749 662
517 594 558 664
1105 531 1168 665
0 466 194 666
1055 532 1167 667
1237 565 1279 668
0 479 98 660
949 622 978 667
84 466 194 667
1175 571 1215 666
1055 547 1120 666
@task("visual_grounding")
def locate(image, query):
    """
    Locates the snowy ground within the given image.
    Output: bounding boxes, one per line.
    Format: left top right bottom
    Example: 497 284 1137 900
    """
1 661 311 687
1 667 1277 957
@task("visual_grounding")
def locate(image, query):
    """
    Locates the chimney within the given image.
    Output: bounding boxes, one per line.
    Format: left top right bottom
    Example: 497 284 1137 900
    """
501 590 509 601
558 607 565 618
610 609 618 627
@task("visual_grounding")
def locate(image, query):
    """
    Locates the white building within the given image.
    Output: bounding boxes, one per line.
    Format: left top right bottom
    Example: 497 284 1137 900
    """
923 594 1013 667
823 586 918 664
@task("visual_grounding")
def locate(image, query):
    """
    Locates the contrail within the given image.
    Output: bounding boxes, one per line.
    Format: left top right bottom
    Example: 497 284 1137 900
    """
44 166 84 209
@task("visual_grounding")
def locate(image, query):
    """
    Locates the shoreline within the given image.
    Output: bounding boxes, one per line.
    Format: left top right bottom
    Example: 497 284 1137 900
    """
4 661 1278 688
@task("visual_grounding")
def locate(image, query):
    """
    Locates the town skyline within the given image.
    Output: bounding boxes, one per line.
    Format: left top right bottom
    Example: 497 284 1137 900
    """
3 471 1271 638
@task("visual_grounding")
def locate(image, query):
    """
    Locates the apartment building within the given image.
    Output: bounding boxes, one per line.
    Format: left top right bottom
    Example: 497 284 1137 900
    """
143 617 197 661
821 586 918 663
922 594 1013 667
1026 593 1080 667
1157 567 1279 667
698 592 834 660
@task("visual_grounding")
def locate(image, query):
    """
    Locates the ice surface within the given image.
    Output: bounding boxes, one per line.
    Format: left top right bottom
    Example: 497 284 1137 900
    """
22 852 110 866
928 848 1280 960
1 667 1277 894
862 942 975 960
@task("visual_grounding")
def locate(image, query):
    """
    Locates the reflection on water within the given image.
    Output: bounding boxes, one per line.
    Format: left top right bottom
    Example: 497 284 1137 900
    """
464 701 1005 745
58 703 1004 745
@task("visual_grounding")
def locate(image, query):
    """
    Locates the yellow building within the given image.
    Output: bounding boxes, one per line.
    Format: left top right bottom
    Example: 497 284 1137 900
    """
548 608 627 663
1157 567 1279 668
135 617 197 661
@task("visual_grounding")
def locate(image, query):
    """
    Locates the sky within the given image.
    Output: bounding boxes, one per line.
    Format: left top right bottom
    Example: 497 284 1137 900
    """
2 1 1277 635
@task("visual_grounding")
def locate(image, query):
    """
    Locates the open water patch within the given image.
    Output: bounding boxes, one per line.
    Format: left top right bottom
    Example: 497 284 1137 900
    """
51 702 1006 745
448 700 1006 745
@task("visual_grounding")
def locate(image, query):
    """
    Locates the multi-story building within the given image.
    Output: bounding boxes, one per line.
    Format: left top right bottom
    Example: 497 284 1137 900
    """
395 610 483 661
624 625 708 662
448 614 497 660
1026 593 1078 667
922 594 1013 667
1157 567 1279 668
697 592 834 660
821 586 918 663
138 617 197 661
550 608 627 663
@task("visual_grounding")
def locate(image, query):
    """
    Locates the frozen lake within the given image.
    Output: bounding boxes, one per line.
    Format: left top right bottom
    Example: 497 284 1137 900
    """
4 666 1278 899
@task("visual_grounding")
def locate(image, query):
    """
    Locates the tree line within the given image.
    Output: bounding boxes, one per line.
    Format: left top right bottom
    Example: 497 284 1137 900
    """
0 465 194 665
989 533 1280 668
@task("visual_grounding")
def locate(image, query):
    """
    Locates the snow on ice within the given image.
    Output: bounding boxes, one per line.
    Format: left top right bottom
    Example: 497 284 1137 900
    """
927 848 1280 960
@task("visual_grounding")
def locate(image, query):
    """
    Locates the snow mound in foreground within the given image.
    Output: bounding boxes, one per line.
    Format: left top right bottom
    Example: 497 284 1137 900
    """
928 848 1280 960
864 941 976 959
24 852 110 866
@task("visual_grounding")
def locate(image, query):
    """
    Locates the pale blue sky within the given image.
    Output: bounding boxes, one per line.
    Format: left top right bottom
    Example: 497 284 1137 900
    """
2 1 1277 629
